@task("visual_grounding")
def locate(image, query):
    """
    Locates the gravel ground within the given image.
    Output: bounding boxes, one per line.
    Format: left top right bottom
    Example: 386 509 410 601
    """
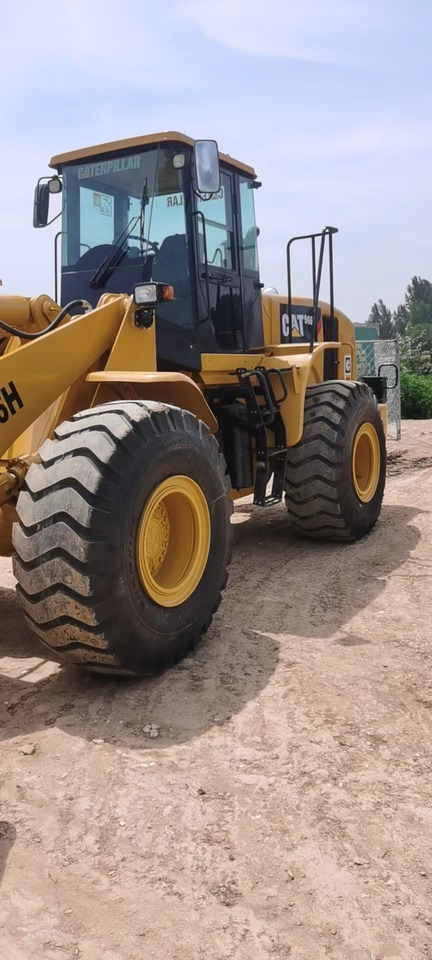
1 420 432 960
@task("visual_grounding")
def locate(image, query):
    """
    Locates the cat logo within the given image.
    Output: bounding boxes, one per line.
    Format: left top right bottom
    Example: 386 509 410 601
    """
280 305 321 343
78 156 141 180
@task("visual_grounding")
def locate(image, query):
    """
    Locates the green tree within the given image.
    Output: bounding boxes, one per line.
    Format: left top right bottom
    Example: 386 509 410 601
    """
405 276 432 312
368 276 432 339
404 324 432 348
368 277 432 420
393 303 409 334
399 330 432 375
401 276 432 332
368 299 395 339
400 370 432 418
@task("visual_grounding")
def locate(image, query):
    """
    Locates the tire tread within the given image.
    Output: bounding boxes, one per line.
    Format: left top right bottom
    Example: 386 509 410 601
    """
285 381 385 541
13 401 232 673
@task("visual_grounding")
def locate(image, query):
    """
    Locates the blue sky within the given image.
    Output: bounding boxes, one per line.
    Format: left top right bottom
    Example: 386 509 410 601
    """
1 0 432 323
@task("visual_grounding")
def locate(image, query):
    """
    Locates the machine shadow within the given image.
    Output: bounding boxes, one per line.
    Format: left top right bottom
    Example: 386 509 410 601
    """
0 581 280 749
230 501 425 640
0 822 16 889
0 500 424 750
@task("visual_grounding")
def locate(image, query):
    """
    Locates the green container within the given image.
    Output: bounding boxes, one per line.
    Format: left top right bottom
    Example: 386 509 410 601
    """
354 323 378 342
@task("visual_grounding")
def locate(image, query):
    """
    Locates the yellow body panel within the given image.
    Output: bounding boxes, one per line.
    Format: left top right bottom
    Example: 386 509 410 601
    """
0 290 360 460
0 296 127 458
50 131 256 178
0 278 381 557
103 299 157 372
261 293 357 380
0 297 30 329
199 334 356 446
378 402 388 436
87 370 218 433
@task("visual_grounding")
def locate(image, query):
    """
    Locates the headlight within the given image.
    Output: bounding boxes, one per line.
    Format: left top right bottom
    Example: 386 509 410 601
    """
48 176 62 194
133 283 174 306
134 283 158 305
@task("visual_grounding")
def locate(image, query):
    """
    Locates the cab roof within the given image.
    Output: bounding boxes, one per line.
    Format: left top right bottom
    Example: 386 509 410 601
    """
50 131 256 178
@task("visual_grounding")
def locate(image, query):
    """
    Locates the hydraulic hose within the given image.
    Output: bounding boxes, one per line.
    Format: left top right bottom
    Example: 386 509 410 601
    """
0 300 87 342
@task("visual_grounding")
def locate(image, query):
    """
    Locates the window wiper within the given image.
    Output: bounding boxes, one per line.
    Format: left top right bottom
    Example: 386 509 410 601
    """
89 215 140 290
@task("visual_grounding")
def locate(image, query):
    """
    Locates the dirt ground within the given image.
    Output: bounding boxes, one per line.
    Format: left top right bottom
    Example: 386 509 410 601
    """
1 421 432 960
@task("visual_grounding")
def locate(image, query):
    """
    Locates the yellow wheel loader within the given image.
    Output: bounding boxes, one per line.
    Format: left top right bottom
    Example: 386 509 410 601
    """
0 132 387 675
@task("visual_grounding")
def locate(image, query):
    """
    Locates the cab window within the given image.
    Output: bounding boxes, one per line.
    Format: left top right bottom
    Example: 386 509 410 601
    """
197 173 234 270
79 187 115 252
61 147 194 329
239 178 259 273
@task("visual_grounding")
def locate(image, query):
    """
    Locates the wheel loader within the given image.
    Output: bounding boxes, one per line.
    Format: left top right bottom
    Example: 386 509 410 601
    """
0 132 387 675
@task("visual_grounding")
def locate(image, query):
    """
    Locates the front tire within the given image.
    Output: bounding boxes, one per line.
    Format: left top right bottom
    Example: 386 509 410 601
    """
12 401 232 674
285 381 386 540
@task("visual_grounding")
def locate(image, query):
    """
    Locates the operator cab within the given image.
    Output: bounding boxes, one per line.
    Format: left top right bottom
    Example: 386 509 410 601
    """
34 132 263 371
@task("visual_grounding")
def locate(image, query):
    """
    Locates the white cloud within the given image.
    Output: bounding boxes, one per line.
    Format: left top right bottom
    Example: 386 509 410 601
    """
255 119 432 193
1 0 431 326
246 114 432 320
177 0 401 65
0 141 60 297
328 121 432 158
1 1 190 93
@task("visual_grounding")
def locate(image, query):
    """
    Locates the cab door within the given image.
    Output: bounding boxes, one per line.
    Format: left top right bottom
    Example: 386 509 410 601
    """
237 175 264 351
195 170 245 353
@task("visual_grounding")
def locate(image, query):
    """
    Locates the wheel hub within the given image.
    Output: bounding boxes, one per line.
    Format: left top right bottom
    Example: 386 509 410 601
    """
352 422 380 503
145 501 170 575
136 475 211 607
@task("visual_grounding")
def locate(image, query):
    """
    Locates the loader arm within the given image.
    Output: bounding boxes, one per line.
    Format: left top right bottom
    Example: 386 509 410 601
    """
0 294 129 457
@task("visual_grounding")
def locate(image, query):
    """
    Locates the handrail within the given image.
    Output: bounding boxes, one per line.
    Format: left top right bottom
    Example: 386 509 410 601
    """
54 231 65 304
193 210 211 322
286 226 338 353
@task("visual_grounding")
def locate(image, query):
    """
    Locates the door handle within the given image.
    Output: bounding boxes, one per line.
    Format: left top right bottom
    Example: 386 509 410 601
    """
207 272 233 283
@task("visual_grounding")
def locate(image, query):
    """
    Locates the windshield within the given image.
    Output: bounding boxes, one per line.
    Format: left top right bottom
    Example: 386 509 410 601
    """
62 147 191 270
62 146 188 266
61 145 193 326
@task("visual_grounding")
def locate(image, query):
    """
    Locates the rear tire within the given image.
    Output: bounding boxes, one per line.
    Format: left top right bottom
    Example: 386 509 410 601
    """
12 401 232 675
285 381 386 540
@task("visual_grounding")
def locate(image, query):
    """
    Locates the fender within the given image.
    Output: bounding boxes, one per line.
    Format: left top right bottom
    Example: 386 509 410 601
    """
86 370 218 433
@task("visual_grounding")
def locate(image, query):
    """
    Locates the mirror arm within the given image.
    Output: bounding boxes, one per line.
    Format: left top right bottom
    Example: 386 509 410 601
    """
34 176 62 228
46 210 62 227
193 189 219 202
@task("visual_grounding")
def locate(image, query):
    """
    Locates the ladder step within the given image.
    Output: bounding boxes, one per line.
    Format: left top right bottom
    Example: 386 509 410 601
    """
253 450 288 507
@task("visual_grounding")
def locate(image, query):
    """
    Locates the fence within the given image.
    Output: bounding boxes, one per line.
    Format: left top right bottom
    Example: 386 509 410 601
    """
356 339 401 440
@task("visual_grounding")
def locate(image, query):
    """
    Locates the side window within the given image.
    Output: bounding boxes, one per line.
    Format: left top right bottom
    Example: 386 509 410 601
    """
146 193 187 249
239 179 259 273
197 173 234 270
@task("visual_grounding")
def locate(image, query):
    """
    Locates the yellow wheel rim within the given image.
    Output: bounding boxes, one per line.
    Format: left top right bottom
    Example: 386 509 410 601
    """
136 475 211 607
352 423 381 503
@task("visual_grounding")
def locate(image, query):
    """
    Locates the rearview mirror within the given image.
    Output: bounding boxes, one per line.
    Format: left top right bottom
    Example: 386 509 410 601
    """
194 139 220 195
33 182 50 227
33 177 62 227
